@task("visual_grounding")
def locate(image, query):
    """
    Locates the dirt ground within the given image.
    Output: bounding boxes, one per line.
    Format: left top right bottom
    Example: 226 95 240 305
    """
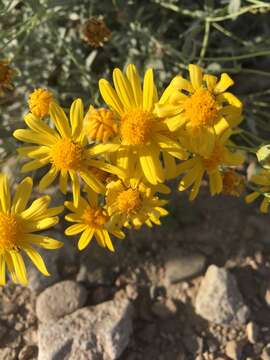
1 186 270 360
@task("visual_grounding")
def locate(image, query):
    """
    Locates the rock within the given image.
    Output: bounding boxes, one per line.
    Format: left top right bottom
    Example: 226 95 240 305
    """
28 248 61 293
0 348 17 360
125 284 138 300
152 299 177 319
183 334 203 356
195 265 250 325
0 301 18 315
76 261 114 286
225 340 243 360
38 297 133 360
246 321 259 344
91 286 111 305
265 288 270 306
0 321 7 338
28 231 78 293
36 280 88 323
18 345 37 360
164 250 206 283
262 344 270 360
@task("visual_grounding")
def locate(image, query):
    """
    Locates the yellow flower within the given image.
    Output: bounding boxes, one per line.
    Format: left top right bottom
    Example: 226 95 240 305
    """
105 178 168 229
81 17 111 48
156 64 242 156
222 170 244 197
0 174 63 285
13 99 124 206
84 106 118 142
28 88 54 118
65 191 124 251
89 64 187 185
177 128 245 200
0 60 15 95
246 168 270 213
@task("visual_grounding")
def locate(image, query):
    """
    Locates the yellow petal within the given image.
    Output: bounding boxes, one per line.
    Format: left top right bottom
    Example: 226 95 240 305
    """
21 157 50 173
78 228 95 250
109 229 125 240
17 145 50 159
87 160 125 179
21 195 50 220
188 64 203 89
14 129 57 146
159 75 186 104
24 112 57 137
245 192 260 204
88 143 120 156
80 172 105 194
0 173 10 213
126 64 143 107
99 79 124 115
153 133 188 160
216 92 242 108
209 171 223 195
260 197 270 213
214 73 234 94
203 74 217 91
12 177 33 214
103 230 115 252
25 217 59 232
139 146 164 184
143 68 155 111
10 251 28 285
5 253 18 284
154 103 180 118
69 171 80 208
26 234 63 249
164 114 186 132
50 102 71 138
24 246 50 276
39 166 59 191
179 165 200 191
70 98 84 140
113 68 135 110
0 255 6 286
65 224 87 236
59 171 68 194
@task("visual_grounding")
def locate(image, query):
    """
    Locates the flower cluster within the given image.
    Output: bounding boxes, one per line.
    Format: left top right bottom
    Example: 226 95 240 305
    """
0 63 252 285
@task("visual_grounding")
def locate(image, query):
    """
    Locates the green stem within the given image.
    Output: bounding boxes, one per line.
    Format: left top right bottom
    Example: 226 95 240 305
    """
227 144 258 153
202 50 270 62
198 20 210 65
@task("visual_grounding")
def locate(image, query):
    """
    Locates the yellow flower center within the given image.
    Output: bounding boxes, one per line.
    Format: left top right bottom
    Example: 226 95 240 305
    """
116 188 141 214
222 170 244 197
82 207 107 228
183 88 218 128
120 109 154 145
0 213 22 251
50 138 85 171
84 108 117 142
28 88 53 118
202 143 225 171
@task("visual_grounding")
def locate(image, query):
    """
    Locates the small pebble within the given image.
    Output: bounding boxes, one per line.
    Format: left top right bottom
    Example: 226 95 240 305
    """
225 340 243 360
262 344 270 360
246 321 259 344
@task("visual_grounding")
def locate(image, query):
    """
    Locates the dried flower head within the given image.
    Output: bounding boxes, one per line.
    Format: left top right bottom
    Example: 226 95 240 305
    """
82 17 111 48
0 60 15 95
222 170 244 197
